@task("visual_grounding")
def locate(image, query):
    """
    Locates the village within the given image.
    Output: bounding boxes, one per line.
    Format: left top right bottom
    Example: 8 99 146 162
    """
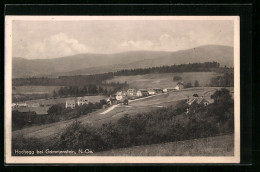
12 81 215 118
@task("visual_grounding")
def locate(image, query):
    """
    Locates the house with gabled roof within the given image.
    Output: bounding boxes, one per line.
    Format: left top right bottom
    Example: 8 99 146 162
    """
66 99 76 109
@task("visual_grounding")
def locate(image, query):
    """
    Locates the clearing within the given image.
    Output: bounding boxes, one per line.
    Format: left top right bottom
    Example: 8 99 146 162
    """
106 72 223 89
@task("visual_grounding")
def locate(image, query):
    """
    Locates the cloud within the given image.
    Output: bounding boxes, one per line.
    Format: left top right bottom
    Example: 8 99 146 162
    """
119 40 155 51
24 33 88 59
119 30 233 53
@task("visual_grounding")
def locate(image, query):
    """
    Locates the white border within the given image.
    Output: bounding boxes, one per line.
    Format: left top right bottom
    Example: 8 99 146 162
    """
5 16 240 164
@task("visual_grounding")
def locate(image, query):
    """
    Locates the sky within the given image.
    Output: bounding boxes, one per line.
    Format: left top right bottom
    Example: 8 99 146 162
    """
12 19 234 59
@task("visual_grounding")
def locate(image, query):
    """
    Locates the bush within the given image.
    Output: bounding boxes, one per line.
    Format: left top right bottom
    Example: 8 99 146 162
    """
173 76 182 81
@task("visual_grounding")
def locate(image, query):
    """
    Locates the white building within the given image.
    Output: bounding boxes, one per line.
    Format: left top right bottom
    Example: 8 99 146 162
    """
66 100 76 109
77 96 89 106
175 83 184 90
127 89 137 96
148 89 156 95
16 103 28 107
116 91 127 101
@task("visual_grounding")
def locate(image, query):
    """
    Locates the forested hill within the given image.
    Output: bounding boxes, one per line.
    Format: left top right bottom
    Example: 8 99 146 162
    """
13 45 233 78
13 62 232 86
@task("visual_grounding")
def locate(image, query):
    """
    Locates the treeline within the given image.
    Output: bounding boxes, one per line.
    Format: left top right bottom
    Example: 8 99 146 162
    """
12 100 107 131
13 73 114 86
13 62 226 86
54 82 127 97
13 88 234 154
209 72 234 87
114 62 221 76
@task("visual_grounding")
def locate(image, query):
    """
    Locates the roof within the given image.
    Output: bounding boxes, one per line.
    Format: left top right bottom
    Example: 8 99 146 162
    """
164 88 176 90
188 97 213 105
127 89 136 91
138 89 149 92
66 99 75 103
77 96 89 101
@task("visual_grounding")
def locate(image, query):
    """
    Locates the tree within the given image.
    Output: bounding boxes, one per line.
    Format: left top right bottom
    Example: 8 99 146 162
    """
185 82 192 88
53 90 57 97
210 88 233 105
173 76 182 81
47 104 64 115
194 80 199 87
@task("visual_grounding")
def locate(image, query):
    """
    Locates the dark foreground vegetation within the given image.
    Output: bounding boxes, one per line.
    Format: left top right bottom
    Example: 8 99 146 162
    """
12 88 234 155
12 100 107 131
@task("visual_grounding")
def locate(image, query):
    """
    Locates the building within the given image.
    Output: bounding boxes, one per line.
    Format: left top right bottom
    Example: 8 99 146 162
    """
107 96 117 105
163 88 175 93
116 91 127 101
186 96 213 106
148 89 156 95
175 83 184 90
66 99 76 109
16 103 28 108
153 88 163 94
127 89 137 96
77 96 89 106
136 89 149 97
148 88 163 95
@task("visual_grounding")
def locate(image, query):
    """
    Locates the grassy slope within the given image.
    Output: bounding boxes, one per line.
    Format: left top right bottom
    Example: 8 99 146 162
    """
94 134 234 156
106 72 223 89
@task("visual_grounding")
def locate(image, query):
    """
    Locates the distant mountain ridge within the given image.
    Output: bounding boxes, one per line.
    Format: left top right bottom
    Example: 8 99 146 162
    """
13 45 234 78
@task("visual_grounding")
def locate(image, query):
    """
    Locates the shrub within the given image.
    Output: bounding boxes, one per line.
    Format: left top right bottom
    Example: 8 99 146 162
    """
173 76 182 81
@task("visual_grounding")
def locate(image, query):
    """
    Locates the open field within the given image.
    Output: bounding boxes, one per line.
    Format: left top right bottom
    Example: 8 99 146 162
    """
13 86 62 95
12 87 233 140
16 95 107 106
106 72 223 89
93 134 234 156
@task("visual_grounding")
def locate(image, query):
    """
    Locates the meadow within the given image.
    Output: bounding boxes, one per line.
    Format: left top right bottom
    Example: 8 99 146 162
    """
12 86 62 95
106 72 223 89
94 134 234 156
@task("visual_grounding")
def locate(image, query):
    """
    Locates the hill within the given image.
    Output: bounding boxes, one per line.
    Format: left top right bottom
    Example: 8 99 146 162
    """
13 45 233 78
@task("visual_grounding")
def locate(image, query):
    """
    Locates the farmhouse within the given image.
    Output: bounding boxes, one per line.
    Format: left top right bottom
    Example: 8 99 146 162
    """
136 89 149 97
148 89 156 95
77 96 89 106
174 82 184 90
116 91 127 101
186 96 213 106
66 99 76 109
127 89 137 96
153 88 163 94
16 103 28 108
163 88 175 93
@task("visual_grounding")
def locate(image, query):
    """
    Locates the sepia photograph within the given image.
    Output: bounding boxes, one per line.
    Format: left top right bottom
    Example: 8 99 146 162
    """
5 16 240 164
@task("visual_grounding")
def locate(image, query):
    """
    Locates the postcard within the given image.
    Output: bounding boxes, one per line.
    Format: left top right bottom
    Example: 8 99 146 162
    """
5 16 240 164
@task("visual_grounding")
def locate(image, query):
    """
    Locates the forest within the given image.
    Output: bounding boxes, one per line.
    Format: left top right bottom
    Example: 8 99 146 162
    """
12 62 229 87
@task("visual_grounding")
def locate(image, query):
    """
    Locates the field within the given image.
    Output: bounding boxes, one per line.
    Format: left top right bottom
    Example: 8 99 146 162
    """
106 72 223 89
94 134 234 156
12 86 62 95
16 95 107 106
12 87 233 140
